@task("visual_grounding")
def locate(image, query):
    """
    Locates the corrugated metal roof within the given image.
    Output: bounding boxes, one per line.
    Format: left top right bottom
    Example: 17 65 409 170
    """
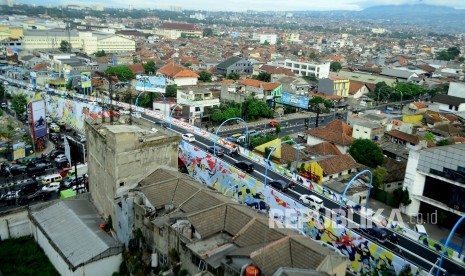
31 199 122 268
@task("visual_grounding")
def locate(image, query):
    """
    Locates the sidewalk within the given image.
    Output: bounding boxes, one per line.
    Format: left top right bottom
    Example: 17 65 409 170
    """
367 198 464 254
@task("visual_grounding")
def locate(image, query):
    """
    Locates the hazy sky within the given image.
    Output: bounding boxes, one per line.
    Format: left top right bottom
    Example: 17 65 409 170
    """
23 0 465 11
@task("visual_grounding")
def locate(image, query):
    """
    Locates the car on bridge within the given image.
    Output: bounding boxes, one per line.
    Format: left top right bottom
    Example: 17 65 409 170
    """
182 133 195 142
299 194 324 210
234 161 254 173
360 226 388 244
206 146 224 156
268 120 279 127
269 179 290 192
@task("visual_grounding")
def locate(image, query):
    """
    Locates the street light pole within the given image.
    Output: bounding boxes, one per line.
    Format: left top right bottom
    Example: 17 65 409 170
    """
264 139 299 187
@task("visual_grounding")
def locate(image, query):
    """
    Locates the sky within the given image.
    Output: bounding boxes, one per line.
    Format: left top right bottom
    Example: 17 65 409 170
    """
42 0 465 11
21 0 465 11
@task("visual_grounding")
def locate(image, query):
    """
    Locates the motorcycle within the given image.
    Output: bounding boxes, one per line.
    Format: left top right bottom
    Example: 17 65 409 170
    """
228 149 239 157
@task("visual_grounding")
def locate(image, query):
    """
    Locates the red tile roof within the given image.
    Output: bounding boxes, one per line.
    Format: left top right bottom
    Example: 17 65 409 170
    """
349 80 366 95
126 64 145 74
261 82 281 91
238 79 262 88
305 120 354 147
159 22 197 31
412 102 427 109
259 64 295 76
306 142 342 156
157 63 199 78
32 63 47 71
386 130 423 145
317 154 358 175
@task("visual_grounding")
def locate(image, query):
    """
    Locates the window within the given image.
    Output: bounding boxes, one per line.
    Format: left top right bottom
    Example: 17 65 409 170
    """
159 253 168 265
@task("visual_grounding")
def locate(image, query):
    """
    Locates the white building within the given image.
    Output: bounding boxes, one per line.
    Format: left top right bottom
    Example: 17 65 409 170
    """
252 33 277 45
280 59 330 79
176 89 220 125
30 199 123 276
22 29 135 54
403 144 465 218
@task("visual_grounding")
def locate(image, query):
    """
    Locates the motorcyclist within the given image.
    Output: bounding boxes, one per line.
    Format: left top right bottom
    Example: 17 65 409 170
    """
230 145 239 156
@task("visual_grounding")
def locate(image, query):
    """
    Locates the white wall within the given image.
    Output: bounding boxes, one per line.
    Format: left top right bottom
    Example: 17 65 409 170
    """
352 124 372 140
402 150 425 216
306 135 348 153
0 208 31 239
174 77 198 87
33 224 122 276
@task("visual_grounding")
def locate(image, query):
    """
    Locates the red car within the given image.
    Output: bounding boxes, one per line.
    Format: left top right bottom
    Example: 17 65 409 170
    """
269 120 279 127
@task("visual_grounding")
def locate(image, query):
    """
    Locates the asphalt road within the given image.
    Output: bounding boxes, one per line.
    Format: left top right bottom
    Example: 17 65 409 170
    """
142 113 464 275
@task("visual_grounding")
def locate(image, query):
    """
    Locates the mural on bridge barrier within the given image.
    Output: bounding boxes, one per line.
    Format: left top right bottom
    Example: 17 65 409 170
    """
8 85 459 263
178 140 422 275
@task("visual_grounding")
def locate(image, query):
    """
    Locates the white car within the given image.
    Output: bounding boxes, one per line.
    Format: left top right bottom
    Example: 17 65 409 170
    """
299 194 324 210
132 112 141 118
182 133 195 142
120 109 130 115
42 182 60 192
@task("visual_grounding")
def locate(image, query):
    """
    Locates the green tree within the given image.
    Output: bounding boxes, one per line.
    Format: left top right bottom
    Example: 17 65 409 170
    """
437 139 450 146
330 61 342 72
183 62 191 67
255 72 271 82
393 188 412 207
424 132 435 143
262 40 270 46
132 57 140 64
134 22 142 29
143 60 157 74
60 40 71 52
137 93 152 108
198 70 212 82
202 28 213 37
165 84 177 97
275 124 281 136
11 94 27 117
399 40 406 48
0 81 5 101
309 52 318 60
94 50 106 57
104 66 135 81
349 139 384 168
226 73 240 80
372 166 387 190
0 123 15 153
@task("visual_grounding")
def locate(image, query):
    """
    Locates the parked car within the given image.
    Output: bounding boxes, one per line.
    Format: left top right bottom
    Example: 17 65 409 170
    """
17 190 51 206
41 174 63 185
182 133 195 142
7 165 27 176
268 120 279 127
48 149 64 160
269 179 290 192
49 123 60 133
299 194 324 210
26 165 47 177
414 224 428 236
54 154 67 162
57 119 66 126
76 133 86 143
132 112 141 118
42 182 60 192
361 226 388 244
0 190 19 202
120 109 130 115
55 159 70 169
17 179 39 196
234 161 254 173
206 146 224 156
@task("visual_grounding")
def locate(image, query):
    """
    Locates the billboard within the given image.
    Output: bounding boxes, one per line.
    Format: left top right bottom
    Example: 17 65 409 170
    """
135 75 166 93
81 71 91 88
281 91 309 109
30 100 47 140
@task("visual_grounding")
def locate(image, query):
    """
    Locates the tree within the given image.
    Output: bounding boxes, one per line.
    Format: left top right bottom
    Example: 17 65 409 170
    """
275 124 281 136
424 132 435 143
198 70 212 82
372 166 387 190
393 188 412 207
330 61 342 72
0 81 5 101
226 73 240 80
255 72 271 82
94 50 106 57
437 139 450 146
399 40 406 48
11 94 27 117
60 40 71 52
165 84 177 97
309 52 318 60
134 22 142 29
137 93 152 108
104 66 135 81
143 60 157 74
183 62 191 67
349 139 384 168
262 40 270 46
132 57 140 64
202 28 213 37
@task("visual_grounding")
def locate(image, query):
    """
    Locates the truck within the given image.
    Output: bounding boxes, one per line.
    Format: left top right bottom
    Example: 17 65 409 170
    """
66 164 88 178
